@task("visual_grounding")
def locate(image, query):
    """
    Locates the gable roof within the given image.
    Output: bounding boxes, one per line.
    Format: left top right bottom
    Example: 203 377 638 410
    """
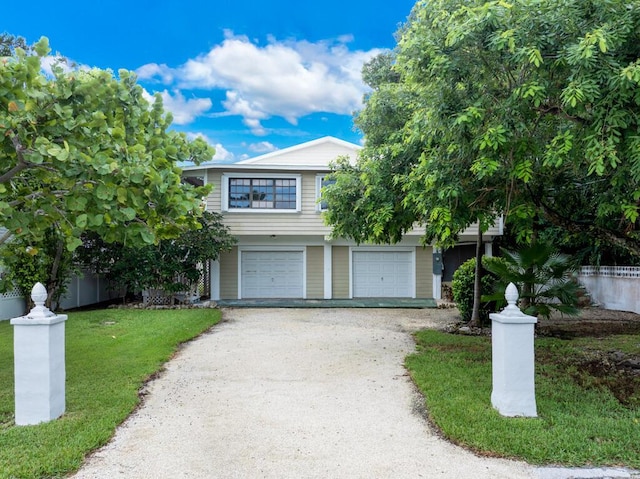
185 136 361 171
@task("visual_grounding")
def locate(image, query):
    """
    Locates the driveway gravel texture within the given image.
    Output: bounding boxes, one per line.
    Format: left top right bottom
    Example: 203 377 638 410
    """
71 308 546 478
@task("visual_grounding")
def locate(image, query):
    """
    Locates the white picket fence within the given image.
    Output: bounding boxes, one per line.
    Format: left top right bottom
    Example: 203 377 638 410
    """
577 266 640 314
0 271 117 320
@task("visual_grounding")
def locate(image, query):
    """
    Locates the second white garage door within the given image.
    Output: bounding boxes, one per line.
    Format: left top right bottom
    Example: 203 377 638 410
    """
241 250 304 299
352 250 413 298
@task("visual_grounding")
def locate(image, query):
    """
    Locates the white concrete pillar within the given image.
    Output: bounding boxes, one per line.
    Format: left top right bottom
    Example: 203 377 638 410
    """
11 283 68 426
210 259 220 301
323 242 332 299
489 283 538 417
432 247 443 300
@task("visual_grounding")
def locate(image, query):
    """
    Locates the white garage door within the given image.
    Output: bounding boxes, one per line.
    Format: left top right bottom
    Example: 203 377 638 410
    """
241 251 304 299
352 250 413 298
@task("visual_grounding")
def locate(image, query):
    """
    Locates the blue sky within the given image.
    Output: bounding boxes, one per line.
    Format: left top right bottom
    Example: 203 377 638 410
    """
3 0 416 162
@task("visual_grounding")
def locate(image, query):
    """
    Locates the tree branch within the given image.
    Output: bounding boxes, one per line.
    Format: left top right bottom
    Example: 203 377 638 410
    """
0 228 12 246
535 104 588 125
538 200 640 258
0 131 35 183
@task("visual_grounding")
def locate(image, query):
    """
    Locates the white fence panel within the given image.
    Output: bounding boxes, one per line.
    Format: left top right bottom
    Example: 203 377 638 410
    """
578 266 640 314
1 272 119 320
58 272 112 310
0 285 27 320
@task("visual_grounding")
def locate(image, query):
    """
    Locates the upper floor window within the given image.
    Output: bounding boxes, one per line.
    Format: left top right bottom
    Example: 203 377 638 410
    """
222 174 301 212
315 174 336 211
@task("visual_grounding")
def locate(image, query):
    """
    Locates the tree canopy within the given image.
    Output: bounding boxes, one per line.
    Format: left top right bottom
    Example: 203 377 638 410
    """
323 0 640 257
0 37 214 253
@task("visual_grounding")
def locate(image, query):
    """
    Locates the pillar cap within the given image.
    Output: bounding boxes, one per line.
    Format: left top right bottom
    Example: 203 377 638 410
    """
490 282 538 324
10 283 68 325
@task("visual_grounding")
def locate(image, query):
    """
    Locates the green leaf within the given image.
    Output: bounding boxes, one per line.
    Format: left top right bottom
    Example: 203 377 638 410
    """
527 47 543 67
34 37 51 57
89 214 104 226
67 196 88 211
121 207 136 221
96 184 112 201
140 229 155 245
116 187 128 204
65 236 83 252
75 214 88 228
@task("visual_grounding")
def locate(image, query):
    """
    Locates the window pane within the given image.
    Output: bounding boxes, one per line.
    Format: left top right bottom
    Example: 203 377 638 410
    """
229 179 251 208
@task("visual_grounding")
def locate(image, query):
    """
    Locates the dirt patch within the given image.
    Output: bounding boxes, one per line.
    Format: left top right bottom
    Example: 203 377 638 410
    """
536 307 640 407
537 307 640 338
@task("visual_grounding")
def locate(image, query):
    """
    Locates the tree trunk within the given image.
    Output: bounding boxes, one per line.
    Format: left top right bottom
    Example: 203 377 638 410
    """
469 227 483 327
521 227 538 311
45 238 65 310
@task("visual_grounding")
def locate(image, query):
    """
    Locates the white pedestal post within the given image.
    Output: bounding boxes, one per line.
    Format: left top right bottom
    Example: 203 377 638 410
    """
490 283 538 417
11 283 68 426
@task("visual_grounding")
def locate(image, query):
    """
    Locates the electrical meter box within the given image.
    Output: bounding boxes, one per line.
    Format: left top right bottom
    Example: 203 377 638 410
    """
433 252 443 275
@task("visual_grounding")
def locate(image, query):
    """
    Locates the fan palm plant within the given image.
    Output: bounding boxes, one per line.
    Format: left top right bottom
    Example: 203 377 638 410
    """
483 242 582 319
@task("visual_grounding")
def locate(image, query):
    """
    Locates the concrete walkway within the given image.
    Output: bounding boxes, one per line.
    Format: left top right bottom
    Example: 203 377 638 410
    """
215 298 438 308
71 308 638 479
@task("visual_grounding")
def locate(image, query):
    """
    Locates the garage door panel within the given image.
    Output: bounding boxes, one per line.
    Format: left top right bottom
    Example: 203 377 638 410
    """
241 251 303 299
352 251 413 298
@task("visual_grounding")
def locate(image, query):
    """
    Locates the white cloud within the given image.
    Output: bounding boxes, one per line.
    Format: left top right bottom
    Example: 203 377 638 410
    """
211 142 234 161
152 89 212 125
136 63 174 84
248 141 277 153
137 32 384 134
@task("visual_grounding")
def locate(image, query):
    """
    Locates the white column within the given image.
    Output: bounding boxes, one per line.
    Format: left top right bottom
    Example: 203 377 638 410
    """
432 247 442 300
490 283 538 417
11 283 68 425
432 274 442 300
484 242 493 257
210 259 221 300
323 243 332 299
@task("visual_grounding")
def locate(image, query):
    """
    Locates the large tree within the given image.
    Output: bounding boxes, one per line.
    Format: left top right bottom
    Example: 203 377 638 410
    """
324 0 640 258
0 37 214 303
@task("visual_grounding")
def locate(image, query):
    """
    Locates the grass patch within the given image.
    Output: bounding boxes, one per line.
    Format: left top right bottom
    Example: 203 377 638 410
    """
406 330 640 468
0 308 221 479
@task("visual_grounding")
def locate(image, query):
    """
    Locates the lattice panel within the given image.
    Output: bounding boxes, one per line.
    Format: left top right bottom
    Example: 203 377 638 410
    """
0 285 23 300
579 266 640 278
142 290 173 306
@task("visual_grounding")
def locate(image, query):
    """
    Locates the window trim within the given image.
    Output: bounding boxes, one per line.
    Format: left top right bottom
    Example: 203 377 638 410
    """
221 173 302 213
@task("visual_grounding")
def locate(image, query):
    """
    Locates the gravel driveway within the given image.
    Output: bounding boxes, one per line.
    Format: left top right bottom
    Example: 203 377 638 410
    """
72 307 537 479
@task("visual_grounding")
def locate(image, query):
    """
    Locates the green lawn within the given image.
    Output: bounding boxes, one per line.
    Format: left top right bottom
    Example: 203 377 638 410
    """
0 308 221 479
406 330 640 468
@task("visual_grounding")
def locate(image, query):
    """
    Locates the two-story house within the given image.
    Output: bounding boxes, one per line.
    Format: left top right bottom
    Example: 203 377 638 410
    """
183 136 502 302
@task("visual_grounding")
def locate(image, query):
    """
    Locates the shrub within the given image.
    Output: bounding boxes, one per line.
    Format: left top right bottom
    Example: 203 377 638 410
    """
451 256 504 325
